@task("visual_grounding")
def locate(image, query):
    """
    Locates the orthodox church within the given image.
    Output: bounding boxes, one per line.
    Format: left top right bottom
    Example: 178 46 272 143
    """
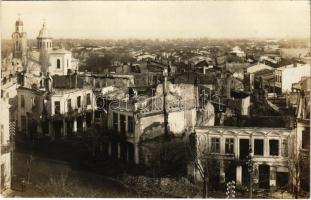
3 17 79 88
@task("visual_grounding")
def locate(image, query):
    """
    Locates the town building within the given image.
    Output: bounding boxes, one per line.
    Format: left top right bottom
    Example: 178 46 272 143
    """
0 97 12 192
92 75 199 165
17 73 96 139
275 63 310 93
188 126 294 190
293 77 310 192
231 46 246 58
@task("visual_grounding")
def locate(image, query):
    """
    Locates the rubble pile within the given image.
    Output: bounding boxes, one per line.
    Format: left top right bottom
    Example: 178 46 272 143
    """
122 175 200 197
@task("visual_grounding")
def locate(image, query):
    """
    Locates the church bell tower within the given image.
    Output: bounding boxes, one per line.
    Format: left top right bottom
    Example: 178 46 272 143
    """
11 16 28 61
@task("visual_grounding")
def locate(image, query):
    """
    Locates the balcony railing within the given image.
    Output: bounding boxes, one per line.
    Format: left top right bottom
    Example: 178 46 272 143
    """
1 143 14 154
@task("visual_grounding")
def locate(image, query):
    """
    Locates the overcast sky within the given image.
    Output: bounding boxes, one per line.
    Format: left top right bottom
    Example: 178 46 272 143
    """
1 1 310 40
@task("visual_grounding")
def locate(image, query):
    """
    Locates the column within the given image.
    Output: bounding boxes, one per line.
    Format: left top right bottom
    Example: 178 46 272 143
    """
270 166 276 189
62 119 67 137
73 118 77 134
48 120 54 140
126 145 129 162
36 123 42 136
253 164 259 186
108 142 112 156
82 117 87 132
134 143 139 165
236 165 242 185
117 143 121 159
219 159 225 184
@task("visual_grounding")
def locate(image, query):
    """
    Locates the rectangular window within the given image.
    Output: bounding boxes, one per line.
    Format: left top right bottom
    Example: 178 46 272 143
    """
77 96 81 108
21 95 25 108
67 99 72 112
128 116 134 134
87 93 91 105
113 113 118 130
254 139 264 156
269 139 279 156
211 137 220 153
225 138 234 154
54 101 60 115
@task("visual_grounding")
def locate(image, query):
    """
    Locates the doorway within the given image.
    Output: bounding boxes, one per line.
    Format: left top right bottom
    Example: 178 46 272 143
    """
259 164 270 189
276 172 289 189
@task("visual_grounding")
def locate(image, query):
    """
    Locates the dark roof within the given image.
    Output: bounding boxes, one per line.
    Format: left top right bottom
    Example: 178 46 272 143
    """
171 72 217 85
52 75 84 89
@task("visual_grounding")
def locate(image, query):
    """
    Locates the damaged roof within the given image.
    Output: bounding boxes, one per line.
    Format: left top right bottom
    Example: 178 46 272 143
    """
52 75 84 89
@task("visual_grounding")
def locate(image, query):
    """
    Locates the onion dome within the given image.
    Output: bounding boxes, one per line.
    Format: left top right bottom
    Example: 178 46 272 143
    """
37 23 51 38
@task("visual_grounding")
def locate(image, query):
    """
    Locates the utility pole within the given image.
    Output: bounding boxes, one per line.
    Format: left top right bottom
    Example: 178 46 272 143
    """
246 144 253 198
163 67 169 140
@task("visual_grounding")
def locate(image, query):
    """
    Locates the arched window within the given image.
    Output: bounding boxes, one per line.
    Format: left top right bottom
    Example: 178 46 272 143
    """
16 41 18 49
57 59 61 69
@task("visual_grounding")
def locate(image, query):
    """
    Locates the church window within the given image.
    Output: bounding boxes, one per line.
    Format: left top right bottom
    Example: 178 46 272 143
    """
57 59 61 69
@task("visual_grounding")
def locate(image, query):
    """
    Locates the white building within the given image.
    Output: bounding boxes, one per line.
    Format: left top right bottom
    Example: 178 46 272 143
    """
35 22 78 76
275 63 311 93
188 126 294 190
231 46 246 58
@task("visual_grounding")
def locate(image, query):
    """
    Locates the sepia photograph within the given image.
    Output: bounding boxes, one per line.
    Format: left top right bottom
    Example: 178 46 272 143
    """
0 0 310 198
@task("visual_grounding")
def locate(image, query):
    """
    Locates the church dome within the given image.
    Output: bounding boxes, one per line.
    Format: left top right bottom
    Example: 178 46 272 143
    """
37 23 51 38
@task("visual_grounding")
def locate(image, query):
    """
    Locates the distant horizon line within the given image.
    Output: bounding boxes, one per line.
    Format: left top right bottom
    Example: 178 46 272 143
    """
2 36 310 41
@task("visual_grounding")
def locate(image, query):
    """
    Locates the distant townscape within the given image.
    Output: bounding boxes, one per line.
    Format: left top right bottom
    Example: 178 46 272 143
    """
0 17 310 198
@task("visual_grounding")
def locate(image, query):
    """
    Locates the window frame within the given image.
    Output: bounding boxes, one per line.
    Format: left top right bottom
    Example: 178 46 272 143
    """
57 59 61 69
225 138 235 154
77 96 81 108
67 99 72 112
210 137 220 153
54 101 61 115
269 139 279 156
254 138 264 156
86 93 91 105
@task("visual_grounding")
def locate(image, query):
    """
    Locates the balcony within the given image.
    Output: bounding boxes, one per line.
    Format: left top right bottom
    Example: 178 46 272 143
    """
1 143 14 154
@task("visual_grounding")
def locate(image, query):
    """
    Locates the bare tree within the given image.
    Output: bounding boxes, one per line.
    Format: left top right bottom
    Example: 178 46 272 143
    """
187 131 222 198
